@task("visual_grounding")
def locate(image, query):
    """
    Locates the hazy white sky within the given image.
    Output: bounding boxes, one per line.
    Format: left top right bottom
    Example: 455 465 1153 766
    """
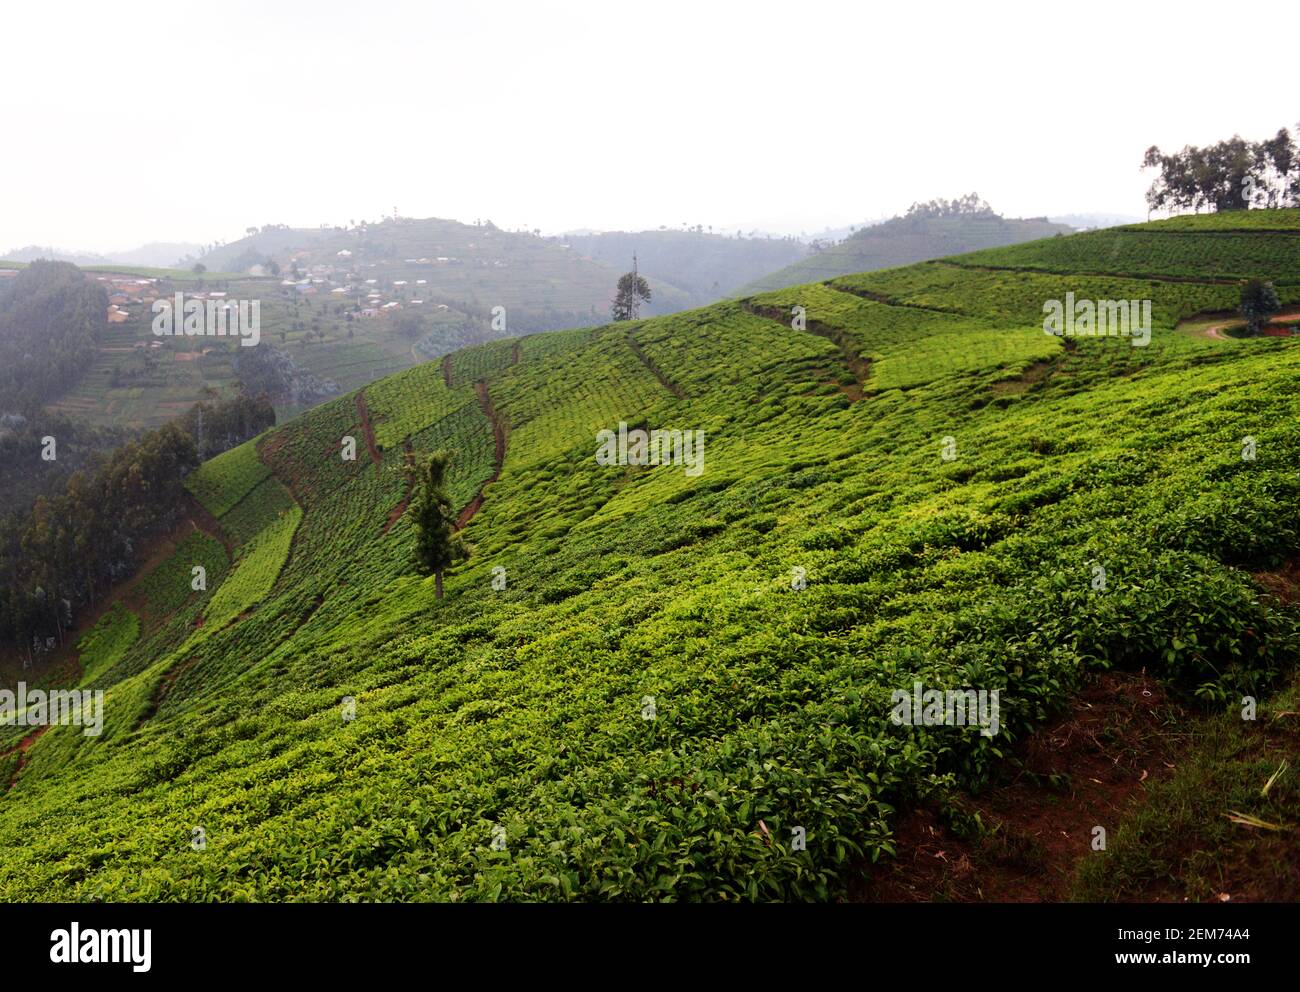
2 0 1297 252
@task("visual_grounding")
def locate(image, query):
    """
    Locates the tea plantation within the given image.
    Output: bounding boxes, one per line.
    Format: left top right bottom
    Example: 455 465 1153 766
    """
1 212 1297 901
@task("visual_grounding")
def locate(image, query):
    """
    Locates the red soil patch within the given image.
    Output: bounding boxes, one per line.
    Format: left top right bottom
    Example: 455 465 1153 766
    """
1255 557 1300 604
383 440 416 535
3 725 52 791
455 381 506 530
854 671 1180 902
1196 307 1300 340
185 491 234 560
354 390 383 472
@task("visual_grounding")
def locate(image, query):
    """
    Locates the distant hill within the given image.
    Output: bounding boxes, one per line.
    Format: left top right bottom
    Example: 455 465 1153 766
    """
557 229 807 306
115 242 205 268
1048 212 1144 231
4 245 115 267
193 217 698 329
4 242 203 269
739 196 1072 294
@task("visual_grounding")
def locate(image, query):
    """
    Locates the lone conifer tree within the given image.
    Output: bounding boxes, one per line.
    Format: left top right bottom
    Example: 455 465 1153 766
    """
413 450 467 598
611 253 652 321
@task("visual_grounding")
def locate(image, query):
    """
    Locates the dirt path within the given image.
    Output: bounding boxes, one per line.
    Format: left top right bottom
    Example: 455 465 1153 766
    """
135 656 200 728
354 391 383 471
1198 307 1300 340
185 491 234 560
455 381 506 530
627 334 686 399
936 259 1244 287
1 495 233 685
829 283 963 315
742 301 868 400
441 355 452 388
384 440 416 535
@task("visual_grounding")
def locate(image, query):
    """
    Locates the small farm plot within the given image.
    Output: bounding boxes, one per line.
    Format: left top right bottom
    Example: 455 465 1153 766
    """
185 440 272 518
133 530 229 622
364 362 477 451
75 604 141 686
219 476 298 549
202 504 303 631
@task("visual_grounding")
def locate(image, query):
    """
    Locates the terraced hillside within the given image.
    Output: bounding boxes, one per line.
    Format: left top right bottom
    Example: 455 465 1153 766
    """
2 212 1299 901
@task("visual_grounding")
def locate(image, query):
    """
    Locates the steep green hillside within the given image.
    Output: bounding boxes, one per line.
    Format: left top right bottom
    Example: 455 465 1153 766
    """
2 213 1298 902
742 208 1071 294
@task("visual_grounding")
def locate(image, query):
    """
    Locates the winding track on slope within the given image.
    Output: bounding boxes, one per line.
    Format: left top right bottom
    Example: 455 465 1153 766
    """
383 440 416 535
354 391 383 471
455 380 506 530
740 299 869 400
626 333 686 399
1198 307 1300 340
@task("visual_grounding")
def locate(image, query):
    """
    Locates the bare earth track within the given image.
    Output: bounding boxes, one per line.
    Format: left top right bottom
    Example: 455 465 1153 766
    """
456 381 506 530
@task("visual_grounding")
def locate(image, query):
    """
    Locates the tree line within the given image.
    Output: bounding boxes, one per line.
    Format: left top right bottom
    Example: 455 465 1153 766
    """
0 392 275 661
1143 125 1300 214
0 260 107 415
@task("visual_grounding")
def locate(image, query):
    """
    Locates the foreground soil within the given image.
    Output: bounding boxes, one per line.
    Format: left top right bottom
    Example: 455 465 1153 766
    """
854 671 1183 902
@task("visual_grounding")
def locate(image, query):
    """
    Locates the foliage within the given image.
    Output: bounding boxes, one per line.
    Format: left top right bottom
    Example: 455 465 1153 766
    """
75 604 140 685
0 260 107 413
2 214 1299 903
1241 278 1282 335
1143 126 1300 214
184 440 272 519
413 451 468 596
612 270 652 322
202 504 301 631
